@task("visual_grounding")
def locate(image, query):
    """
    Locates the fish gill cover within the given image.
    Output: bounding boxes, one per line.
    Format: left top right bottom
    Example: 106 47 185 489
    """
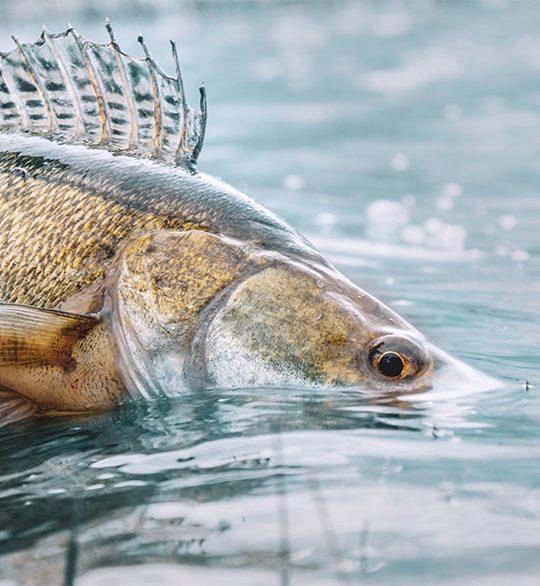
0 23 207 165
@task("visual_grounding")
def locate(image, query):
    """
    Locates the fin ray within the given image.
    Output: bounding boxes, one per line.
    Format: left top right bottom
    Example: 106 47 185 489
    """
42 28 87 137
0 303 98 368
0 25 206 165
13 35 58 134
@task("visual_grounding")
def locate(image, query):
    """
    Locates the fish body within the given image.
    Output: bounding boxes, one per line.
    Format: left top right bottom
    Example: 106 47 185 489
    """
0 27 497 423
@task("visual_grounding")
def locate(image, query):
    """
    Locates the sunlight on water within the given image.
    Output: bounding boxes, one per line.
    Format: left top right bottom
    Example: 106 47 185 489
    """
0 1 539 584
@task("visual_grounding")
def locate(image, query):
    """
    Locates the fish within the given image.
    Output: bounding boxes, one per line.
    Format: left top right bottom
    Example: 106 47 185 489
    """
0 25 498 425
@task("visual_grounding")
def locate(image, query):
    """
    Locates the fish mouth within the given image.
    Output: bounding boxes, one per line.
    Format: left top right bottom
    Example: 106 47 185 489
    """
415 343 503 400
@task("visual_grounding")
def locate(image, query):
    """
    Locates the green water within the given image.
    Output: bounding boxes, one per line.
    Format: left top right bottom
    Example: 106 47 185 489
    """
0 1 539 584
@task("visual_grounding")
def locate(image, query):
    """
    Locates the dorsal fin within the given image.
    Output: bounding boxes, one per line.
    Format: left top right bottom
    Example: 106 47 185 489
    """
0 25 207 166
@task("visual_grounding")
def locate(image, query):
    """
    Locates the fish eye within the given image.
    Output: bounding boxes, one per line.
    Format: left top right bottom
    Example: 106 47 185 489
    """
377 351 405 377
367 335 426 380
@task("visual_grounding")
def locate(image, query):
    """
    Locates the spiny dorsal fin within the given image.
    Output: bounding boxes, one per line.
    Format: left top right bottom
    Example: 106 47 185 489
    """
0 24 207 166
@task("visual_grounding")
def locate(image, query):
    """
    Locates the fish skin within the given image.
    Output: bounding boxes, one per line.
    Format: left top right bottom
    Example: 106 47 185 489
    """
0 132 345 411
0 132 320 309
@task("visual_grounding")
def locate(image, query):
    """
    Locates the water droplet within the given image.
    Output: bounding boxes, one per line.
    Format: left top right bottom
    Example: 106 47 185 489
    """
402 224 426 245
512 250 530 261
366 199 410 241
391 153 409 171
284 174 305 190
498 214 517 230
316 212 337 225
436 195 454 211
424 218 466 250
443 182 463 197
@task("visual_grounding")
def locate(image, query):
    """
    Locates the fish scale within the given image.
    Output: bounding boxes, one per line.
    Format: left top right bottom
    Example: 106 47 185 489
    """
0 152 173 307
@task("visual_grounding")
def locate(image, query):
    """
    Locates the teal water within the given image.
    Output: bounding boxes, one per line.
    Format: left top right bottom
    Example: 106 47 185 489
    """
0 1 539 584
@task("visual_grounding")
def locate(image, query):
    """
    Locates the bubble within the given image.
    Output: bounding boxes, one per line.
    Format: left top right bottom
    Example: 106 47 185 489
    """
363 51 462 93
372 12 410 38
424 218 467 250
336 4 366 34
253 58 282 81
391 153 409 171
366 199 410 241
367 200 410 225
424 218 444 233
498 214 517 230
443 182 463 197
316 212 337 226
386 277 395 285
402 224 426 245
436 196 454 211
512 250 530 261
495 246 509 256
283 175 305 190
274 15 327 48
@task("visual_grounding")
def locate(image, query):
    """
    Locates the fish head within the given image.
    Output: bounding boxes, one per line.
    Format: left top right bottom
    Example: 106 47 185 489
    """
111 230 499 398
185 261 499 397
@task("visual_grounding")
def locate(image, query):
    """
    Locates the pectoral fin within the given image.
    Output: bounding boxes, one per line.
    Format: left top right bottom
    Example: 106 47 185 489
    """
0 304 125 413
0 388 37 427
0 303 98 368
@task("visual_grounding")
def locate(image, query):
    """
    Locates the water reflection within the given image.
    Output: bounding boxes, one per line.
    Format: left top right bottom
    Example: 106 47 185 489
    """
0 393 426 583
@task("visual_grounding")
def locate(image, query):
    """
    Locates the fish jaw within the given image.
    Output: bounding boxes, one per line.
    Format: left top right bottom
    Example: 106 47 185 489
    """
412 342 502 401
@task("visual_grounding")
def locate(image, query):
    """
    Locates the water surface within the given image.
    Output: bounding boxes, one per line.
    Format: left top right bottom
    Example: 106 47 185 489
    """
0 1 539 584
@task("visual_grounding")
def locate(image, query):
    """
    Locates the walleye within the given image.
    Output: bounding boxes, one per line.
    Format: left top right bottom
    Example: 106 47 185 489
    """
0 26 496 424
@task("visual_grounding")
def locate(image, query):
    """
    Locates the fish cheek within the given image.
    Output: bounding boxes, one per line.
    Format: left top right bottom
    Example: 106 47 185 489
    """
196 266 372 389
142 231 250 325
112 229 263 394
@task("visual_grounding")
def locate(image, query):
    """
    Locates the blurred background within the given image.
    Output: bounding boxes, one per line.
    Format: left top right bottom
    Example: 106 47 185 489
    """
0 1 539 585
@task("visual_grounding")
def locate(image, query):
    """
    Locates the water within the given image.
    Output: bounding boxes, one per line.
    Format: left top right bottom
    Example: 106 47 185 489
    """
1 1 539 584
